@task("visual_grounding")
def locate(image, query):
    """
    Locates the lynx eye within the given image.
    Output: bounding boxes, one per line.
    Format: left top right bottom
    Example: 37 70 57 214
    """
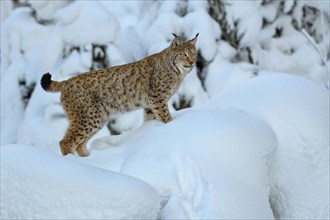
184 52 188 57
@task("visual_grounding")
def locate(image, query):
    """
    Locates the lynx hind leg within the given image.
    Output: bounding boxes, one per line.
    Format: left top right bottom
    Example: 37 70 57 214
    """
75 124 102 156
60 116 103 156
59 123 85 156
144 108 156 121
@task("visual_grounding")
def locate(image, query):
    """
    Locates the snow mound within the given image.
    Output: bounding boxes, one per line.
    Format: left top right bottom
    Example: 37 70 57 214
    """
207 73 329 219
1 144 160 219
78 108 277 219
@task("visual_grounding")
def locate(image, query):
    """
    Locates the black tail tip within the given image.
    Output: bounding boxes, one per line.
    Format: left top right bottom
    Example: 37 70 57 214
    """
41 72 52 91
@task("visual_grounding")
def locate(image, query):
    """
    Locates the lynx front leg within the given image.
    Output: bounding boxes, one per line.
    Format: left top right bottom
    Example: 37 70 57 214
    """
150 101 173 123
75 140 89 157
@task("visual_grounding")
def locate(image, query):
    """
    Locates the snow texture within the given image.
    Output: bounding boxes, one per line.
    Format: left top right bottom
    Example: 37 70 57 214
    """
1 144 160 219
207 73 329 219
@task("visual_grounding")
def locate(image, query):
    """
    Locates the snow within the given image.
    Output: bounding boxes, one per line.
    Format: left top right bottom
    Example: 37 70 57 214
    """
0 1 12 24
207 73 329 219
226 0 263 48
183 9 221 61
87 107 276 219
0 68 25 144
1 1 329 219
254 16 328 85
28 0 70 21
55 1 119 46
169 67 209 111
1 144 160 219
205 53 257 97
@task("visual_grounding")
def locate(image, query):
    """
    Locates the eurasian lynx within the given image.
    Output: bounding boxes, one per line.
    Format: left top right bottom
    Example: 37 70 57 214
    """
41 33 198 157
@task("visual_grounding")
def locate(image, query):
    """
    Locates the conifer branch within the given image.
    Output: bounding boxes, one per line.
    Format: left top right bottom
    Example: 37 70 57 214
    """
301 28 329 89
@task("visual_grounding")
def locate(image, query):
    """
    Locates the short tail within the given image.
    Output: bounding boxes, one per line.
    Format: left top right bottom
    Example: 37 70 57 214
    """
40 73 64 92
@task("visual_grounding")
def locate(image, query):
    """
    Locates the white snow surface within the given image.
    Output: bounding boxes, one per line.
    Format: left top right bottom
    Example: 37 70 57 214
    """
88 108 276 219
206 73 329 219
1 144 160 219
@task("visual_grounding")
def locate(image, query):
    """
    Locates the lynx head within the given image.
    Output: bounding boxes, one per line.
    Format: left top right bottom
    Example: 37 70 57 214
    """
169 33 198 75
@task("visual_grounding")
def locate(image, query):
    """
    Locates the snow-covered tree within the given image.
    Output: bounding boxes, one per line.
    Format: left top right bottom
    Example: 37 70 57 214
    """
205 0 329 89
1 0 122 146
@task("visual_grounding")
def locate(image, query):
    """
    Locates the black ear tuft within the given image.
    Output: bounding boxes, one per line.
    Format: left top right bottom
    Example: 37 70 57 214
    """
189 33 199 45
171 33 183 47
41 72 52 91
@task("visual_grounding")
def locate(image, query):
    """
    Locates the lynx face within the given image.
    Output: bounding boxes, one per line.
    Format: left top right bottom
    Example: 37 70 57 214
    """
170 34 198 74
176 47 197 72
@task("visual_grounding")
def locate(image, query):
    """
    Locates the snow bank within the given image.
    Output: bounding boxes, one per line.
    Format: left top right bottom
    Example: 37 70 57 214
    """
1 144 160 219
207 73 329 219
77 105 277 218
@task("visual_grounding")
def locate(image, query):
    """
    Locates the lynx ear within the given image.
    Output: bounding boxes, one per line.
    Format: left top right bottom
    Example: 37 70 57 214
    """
189 33 199 45
171 33 183 47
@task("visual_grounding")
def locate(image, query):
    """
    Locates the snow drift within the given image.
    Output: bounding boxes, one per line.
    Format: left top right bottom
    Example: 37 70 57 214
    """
1 144 160 219
207 73 330 219
86 108 277 219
